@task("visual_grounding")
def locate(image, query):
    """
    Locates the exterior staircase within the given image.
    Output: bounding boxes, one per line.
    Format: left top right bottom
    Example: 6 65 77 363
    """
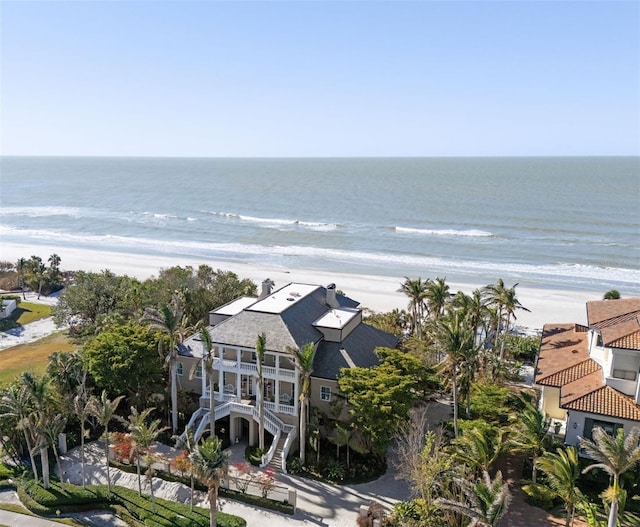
266 434 288 471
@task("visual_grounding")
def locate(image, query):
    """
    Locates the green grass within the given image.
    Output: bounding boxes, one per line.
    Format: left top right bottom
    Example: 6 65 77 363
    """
0 301 52 330
0 332 76 386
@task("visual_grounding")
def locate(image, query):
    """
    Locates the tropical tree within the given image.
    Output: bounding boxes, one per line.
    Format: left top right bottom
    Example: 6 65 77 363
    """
89 390 124 492
198 327 217 439
536 446 582 527
73 379 92 489
27 255 47 299
35 410 66 489
452 426 505 476
399 277 428 339
142 292 191 433
425 276 451 321
0 382 39 480
16 257 27 299
509 396 551 483
127 407 168 499
289 342 315 464
434 311 476 438
190 435 229 527
484 279 529 360
581 427 640 527
256 333 266 451
174 426 197 511
603 290 621 300
436 470 511 527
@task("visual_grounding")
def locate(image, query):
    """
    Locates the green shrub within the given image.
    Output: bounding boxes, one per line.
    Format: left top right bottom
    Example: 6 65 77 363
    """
521 482 555 510
245 445 264 466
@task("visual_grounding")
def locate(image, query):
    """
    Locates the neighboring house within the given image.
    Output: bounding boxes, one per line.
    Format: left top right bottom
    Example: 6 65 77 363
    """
0 299 17 320
535 297 640 446
177 279 397 470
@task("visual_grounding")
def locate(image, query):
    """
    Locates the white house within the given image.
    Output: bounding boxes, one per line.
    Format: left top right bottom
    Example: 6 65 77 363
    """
535 297 640 445
177 279 397 471
0 299 17 320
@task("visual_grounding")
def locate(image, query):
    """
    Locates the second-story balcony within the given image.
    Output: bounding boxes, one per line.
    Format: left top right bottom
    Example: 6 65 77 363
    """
212 356 297 381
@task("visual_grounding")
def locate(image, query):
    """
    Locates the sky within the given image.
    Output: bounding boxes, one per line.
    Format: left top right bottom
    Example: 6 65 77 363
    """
1 1 638 157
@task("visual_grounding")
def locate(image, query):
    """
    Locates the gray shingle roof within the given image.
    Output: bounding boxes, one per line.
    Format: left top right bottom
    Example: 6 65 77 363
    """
312 324 398 380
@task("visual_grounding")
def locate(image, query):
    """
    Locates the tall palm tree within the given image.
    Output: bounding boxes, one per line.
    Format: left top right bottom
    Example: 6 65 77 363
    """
435 312 475 438
536 446 582 527
398 277 428 339
437 470 511 527
174 426 197 511
483 279 508 352
290 342 315 464
127 407 168 499
581 427 640 527
35 410 66 489
499 285 529 360
142 292 190 433
89 390 124 493
21 372 54 488
73 378 92 488
256 333 266 451
509 396 551 483
425 276 451 321
0 383 39 480
16 257 27 299
199 327 216 439
190 435 229 527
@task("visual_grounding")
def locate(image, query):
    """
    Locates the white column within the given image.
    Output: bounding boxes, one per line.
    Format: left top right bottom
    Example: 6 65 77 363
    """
218 348 224 399
236 348 242 400
275 354 280 412
201 357 206 396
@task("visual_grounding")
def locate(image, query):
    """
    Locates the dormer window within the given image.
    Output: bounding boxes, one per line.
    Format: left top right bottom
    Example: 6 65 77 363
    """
596 333 603 347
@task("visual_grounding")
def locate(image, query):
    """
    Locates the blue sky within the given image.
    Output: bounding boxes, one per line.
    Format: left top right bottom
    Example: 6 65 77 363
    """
1 1 638 157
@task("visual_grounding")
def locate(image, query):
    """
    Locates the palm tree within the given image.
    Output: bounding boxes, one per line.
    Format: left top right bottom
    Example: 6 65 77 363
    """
452 426 505 476
425 276 451 321
0 383 39 480
35 410 66 489
436 470 511 527
536 446 582 527
73 380 92 488
127 407 168 500
509 396 551 483
190 435 229 527
21 372 53 488
435 312 475 438
142 292 190 433
398 277 428 339
16 257 27 299
581 427 640 527
89 390 124 493
174 426 197 511
256 333 266 451
499 284 529 360
290 342 315 464
199 327 216 439
603 290 621 300
28 255 46 299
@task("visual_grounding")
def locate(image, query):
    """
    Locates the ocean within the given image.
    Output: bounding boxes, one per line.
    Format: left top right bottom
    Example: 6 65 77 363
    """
1 156 639 296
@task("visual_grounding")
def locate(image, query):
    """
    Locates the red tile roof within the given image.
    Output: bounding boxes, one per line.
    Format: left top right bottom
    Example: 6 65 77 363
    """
586 298 640 350
535 309 640 422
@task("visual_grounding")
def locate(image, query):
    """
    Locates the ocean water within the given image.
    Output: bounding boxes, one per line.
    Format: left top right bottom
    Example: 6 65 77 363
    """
1 156 639 295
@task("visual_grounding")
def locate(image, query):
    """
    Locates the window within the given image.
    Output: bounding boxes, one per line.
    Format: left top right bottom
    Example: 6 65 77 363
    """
583 418 623 440
613 369 637 381
195 362 203 379
176 362 183 376
320 386 331 402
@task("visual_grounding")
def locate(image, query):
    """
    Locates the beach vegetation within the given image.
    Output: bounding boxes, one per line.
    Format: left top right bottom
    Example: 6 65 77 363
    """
83 322 163 406
190 434 229 527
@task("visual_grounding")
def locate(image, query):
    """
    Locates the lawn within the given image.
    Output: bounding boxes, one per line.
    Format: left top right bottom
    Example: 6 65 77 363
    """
0 301 53 330
0 332 76 386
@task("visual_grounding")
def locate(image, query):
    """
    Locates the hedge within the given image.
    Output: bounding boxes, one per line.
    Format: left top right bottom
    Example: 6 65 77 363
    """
17 479 246 527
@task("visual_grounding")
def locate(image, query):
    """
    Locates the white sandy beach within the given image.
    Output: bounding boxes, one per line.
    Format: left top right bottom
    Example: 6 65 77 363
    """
0 242 599 331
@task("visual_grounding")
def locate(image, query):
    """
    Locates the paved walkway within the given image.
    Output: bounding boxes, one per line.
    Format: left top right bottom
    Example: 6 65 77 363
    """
0 488 69 527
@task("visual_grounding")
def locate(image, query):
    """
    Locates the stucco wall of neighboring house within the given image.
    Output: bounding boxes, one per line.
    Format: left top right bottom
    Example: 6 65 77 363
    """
564 410 639 446
540 386 566 420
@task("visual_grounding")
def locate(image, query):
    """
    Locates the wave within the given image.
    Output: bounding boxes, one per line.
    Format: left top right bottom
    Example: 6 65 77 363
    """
395 226 493 237
202 211 339 231
0 206 90 218
140 211 198 223
2 224 638 289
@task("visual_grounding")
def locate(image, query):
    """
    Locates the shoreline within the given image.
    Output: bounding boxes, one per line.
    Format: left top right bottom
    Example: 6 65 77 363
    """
0 242 600 330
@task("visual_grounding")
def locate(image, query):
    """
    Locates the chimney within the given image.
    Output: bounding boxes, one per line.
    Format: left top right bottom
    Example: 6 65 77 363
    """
326 283 339 308
259 278 274 300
